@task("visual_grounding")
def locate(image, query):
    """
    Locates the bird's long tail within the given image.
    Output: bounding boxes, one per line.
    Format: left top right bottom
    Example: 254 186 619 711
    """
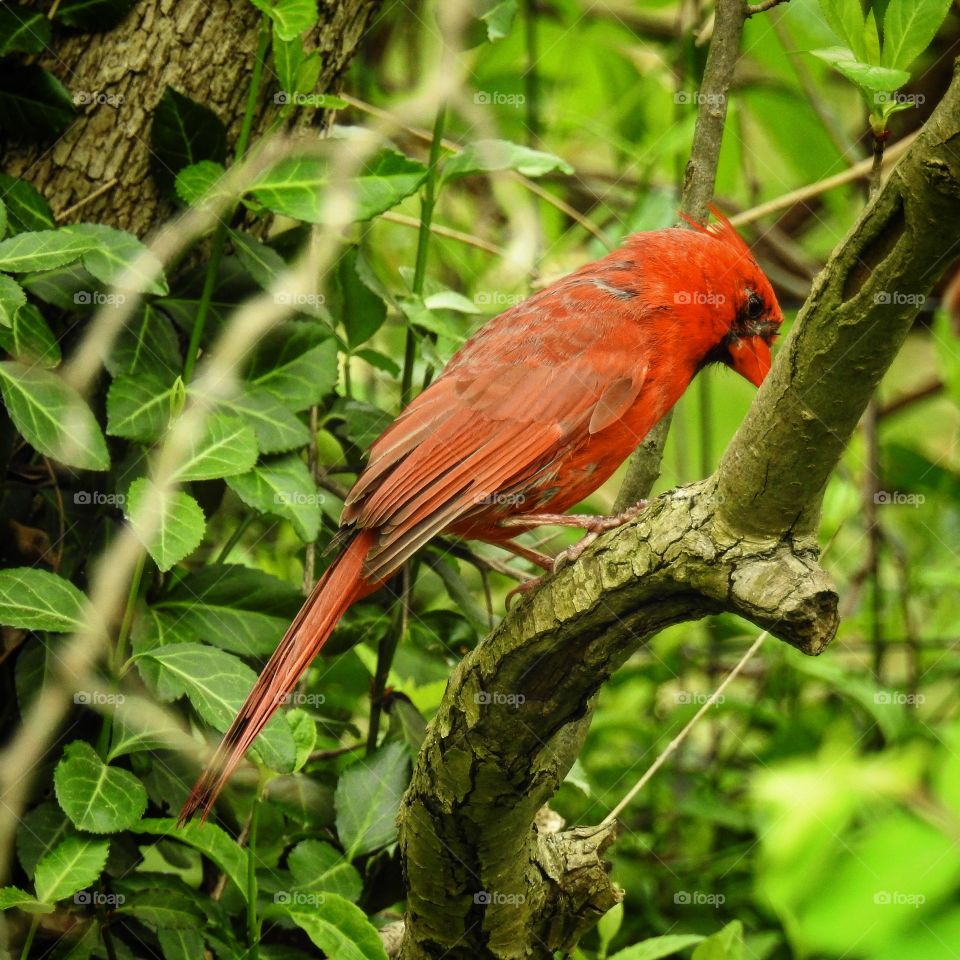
178 529 377 824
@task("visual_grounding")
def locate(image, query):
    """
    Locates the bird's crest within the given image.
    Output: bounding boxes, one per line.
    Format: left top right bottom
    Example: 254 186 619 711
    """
679 204 754 261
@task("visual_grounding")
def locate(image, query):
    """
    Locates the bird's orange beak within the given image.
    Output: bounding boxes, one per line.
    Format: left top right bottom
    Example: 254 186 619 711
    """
727 336 772 388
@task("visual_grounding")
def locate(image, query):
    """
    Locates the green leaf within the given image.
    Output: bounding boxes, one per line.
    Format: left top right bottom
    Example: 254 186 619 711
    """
246 322 338 411
0 274 26 327
817 0 867 58
33 836 110 905
692 921 743 960
17 803 77 879
882 0 952 70
441 139 573 183
0 361 109 469
810 49 910 93
149 564 301 658
105 304 182 383
157 929 206 960
54 741 147 833
0 568 87 632
106 373 176 443
0 302 61 366
54 0 139 31
150 88 227 194
116 888 205 929
0 229 97 273
0 886 53 914
334 741 409 858
172 412 258 482
227 454 321 541
136 642 296 773
65 224 169 295
288 840 363 902
130 818 247 900
174 160 226 206
287 709 317 772
219 386 311 454
0 64 77 137
249 0 318 41
280 896 388 960
609 934 707 960
0 6 51 55
337 246 387 347
250 149 427 223
125 478 206 572
229 229 287 290
0 174 55 234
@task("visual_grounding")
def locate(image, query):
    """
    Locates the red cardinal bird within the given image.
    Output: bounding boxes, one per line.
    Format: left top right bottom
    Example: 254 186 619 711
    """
179 208 782 822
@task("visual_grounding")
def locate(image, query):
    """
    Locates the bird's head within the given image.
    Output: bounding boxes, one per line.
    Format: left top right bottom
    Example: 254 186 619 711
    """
678 206 784 387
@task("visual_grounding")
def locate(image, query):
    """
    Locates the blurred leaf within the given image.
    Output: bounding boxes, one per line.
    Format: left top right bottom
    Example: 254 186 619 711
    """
249 0 318 40
116 888 205 929
609 933 705 960
692 922 743 960
337 246 387 347
229 229 287 290
34 836 110 905
0 886 52 914
157 929 206 960
810 48 910 92
332 398 393 451
334 740 409 858
0 229 97 273
17 803 77 879
0 64 76 137
54 0 139 31
0 301 60 367
287 709 317 771
0 568 87 632
54 741 147 833
0 6 51 55
441 139 573 182
126 478 206 572
227 453 321 541
480 0 518 41
150 88 227 194
65 224 169 295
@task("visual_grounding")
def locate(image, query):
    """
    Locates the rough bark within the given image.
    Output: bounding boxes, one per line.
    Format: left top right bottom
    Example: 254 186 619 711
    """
397 62 960 960
4 0 380 235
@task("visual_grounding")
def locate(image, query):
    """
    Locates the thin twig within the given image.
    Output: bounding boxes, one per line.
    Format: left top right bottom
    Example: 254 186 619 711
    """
378 212 505 256
602 631 768 824
56 179 119 221
746 0 790 16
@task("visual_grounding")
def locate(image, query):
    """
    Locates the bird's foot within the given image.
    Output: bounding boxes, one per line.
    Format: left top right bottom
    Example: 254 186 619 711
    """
505 575 545 608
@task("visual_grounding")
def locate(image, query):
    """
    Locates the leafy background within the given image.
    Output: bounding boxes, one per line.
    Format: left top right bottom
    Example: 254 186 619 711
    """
1 0 960 958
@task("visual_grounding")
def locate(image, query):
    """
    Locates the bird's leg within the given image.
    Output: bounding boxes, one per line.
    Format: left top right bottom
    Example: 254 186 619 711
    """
497 539 555 570
500 501 648 605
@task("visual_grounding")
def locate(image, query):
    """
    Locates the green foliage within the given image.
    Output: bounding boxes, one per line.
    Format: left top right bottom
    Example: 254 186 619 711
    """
0 0 957 957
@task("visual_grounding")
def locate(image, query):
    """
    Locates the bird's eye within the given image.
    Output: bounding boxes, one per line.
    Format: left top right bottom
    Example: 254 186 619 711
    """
745 291 763 320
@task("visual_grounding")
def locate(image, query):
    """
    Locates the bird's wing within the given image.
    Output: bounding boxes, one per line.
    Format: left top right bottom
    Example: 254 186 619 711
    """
342 286 647 581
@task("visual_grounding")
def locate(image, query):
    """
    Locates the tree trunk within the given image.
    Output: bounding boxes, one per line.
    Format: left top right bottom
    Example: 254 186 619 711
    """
4 0 381 235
